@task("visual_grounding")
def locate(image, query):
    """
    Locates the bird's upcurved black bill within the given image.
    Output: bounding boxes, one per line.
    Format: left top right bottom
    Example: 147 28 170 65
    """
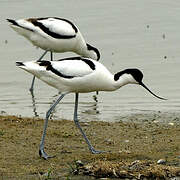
140 82 167 100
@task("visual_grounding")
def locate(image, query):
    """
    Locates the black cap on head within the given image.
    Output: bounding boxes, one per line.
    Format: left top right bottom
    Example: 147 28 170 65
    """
114 68 143 82
86 43 100 61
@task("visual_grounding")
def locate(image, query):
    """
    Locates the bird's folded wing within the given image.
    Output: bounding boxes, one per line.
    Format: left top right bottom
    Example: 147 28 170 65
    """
50 59 95 78
36 18 77 37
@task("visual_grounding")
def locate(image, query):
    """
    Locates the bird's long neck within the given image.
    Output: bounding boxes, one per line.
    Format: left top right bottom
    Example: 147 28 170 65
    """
76 43 99 61
96 72 133 92
112 72 136 90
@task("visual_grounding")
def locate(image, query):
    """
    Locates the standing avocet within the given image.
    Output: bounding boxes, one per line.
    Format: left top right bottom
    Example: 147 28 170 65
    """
16 57 166 159
7 17 100 92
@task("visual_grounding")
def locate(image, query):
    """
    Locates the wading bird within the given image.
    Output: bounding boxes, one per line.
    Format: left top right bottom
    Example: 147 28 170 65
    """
7 17 100 92
16 57 166 159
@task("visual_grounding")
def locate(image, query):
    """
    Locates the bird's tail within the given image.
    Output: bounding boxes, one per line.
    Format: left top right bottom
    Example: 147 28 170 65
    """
7 19 18 26
16 62 25 67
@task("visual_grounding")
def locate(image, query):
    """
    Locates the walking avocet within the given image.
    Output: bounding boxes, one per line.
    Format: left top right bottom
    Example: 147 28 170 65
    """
16 57 166 159
7 17 100 91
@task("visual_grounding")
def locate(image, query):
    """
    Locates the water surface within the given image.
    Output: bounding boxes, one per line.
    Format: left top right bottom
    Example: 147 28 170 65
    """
1 0 180 122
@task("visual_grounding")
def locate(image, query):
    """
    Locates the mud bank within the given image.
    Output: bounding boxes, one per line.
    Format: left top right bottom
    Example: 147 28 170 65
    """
0 114 179 179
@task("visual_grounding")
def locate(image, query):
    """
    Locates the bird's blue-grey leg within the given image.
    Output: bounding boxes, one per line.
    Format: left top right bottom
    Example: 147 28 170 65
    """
39 93 67 160
74 93 104 154
29 50 49 93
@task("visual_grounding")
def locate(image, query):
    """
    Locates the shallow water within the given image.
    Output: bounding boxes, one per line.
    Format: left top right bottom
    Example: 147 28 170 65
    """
0 0 180 122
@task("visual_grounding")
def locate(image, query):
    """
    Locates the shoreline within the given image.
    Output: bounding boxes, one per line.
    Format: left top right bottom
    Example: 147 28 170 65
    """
1 110 180 123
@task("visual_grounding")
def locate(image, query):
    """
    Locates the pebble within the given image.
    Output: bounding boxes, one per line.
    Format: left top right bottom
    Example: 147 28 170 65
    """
168 122 174 126
82 122 89 126
119 150 131 154
157 159 166 164
75 160 84 167
104 139 114 145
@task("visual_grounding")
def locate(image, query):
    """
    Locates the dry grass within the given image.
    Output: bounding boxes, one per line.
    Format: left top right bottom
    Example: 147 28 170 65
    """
76 160 180 179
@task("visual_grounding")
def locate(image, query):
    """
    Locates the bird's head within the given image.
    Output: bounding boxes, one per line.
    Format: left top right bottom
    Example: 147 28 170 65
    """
86 43 100 61
114 68 167 100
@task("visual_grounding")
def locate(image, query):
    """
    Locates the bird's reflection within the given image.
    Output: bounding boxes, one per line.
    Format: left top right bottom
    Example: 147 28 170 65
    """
30 90 59 118
82 94 100 115
30 91 100 118
30 91 39 117
49 92 60 120
92 94 99 114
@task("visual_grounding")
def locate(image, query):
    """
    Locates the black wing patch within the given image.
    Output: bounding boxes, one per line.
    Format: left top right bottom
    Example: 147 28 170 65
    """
29 17 77 39
39 61 74 79
59 57 96 70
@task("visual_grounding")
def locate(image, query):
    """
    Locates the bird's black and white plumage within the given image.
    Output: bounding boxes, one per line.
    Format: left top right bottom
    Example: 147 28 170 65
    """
16 57 166 159
7 17 100 60
16 57 166 97
8 17 100 92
